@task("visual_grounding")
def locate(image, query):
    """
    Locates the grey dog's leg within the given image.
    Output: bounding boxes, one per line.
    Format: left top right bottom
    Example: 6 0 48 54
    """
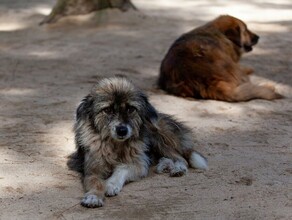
81 175 105 208
105 162 149 197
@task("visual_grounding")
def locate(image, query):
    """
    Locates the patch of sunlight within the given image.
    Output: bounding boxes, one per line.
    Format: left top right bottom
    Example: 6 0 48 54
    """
45 121 74 153
250 23 289 33
139 0 206 8
207 4 292 22
0 88 35 96
0 22 27 32
34 6 52 16
29 51 62 59
251 48 276 55
139 0 292 25
256 0 292 5
197 101 245 116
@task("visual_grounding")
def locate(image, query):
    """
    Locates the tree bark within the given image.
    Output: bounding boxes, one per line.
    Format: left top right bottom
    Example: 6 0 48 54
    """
40 0 137 25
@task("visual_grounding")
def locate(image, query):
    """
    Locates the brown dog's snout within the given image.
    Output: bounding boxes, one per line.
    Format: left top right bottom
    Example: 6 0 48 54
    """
251 34 259 45
244 32 259 52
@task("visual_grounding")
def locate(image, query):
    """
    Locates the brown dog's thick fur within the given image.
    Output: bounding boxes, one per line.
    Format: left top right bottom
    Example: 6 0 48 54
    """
158 15 283 102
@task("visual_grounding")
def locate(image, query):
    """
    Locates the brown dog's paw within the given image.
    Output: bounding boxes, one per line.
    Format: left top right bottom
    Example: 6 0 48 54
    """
260 82 276 91
259 83 284 100
261 85 283 100
272 92 284 99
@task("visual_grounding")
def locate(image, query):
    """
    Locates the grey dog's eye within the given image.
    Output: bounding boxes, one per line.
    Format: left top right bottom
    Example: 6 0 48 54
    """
126 106 136 114
102 107 112 114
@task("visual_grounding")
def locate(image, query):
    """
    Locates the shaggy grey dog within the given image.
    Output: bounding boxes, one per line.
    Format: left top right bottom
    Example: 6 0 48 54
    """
68 77 207 208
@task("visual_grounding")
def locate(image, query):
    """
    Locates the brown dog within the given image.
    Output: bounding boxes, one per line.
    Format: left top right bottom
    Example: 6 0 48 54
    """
158 15 282 101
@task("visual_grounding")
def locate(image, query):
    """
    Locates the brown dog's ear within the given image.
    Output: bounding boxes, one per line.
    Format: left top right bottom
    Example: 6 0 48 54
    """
225 26 241 48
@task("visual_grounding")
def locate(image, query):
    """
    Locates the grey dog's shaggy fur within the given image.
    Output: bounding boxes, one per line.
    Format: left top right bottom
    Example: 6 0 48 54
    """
68 77 207 208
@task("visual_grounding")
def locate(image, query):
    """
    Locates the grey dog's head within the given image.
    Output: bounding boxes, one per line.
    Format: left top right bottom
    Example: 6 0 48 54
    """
76 77 158 142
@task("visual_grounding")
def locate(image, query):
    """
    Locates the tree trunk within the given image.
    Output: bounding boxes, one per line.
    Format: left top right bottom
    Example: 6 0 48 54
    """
40 0 137 25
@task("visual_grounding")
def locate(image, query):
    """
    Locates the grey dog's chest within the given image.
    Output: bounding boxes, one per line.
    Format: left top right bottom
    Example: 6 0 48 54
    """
87 142 119 165
85 141 140 169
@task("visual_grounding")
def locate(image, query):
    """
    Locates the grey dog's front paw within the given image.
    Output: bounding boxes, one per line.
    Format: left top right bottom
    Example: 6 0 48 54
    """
81 194 104 208
156 157 175 173
156 158 187 177
170 161 187 177
105 182 122 197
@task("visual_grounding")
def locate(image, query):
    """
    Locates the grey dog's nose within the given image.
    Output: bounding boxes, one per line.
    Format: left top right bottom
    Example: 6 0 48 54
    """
116 125 128 137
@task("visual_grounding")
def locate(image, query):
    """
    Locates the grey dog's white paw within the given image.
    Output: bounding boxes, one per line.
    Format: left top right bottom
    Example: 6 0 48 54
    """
156 157 175 173
170 161 188 177
81 194 104 208
105 182 122 197
156 158 187 177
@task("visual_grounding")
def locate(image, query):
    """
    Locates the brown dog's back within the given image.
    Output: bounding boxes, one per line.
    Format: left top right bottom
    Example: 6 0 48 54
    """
159 28 239 99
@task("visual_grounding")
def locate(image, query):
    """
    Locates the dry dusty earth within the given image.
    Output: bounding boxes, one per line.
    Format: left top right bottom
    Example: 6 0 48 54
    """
0 0 291 219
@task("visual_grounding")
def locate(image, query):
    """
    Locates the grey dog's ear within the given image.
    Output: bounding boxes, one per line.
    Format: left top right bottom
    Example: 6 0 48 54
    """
76 94 93 120
139 92 158 124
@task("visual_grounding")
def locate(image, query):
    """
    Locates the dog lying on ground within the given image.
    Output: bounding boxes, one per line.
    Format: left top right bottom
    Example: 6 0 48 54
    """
158 15 283 101
67 77 207 208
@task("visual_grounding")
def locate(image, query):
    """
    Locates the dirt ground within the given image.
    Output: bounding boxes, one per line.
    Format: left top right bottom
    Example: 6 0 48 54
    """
0 0 291 219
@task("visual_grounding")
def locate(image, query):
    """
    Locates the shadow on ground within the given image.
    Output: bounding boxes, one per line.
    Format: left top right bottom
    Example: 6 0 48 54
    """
0 0 291 219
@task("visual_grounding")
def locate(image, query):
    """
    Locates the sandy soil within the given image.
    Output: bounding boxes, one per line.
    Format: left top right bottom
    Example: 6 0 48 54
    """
0 0 291 219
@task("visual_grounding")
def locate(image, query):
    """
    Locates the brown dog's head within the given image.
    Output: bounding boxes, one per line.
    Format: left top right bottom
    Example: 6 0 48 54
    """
213 15 259 53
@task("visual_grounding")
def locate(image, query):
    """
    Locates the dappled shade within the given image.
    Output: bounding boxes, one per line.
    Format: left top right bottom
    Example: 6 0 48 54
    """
40 0 137 25
0 0 291 219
